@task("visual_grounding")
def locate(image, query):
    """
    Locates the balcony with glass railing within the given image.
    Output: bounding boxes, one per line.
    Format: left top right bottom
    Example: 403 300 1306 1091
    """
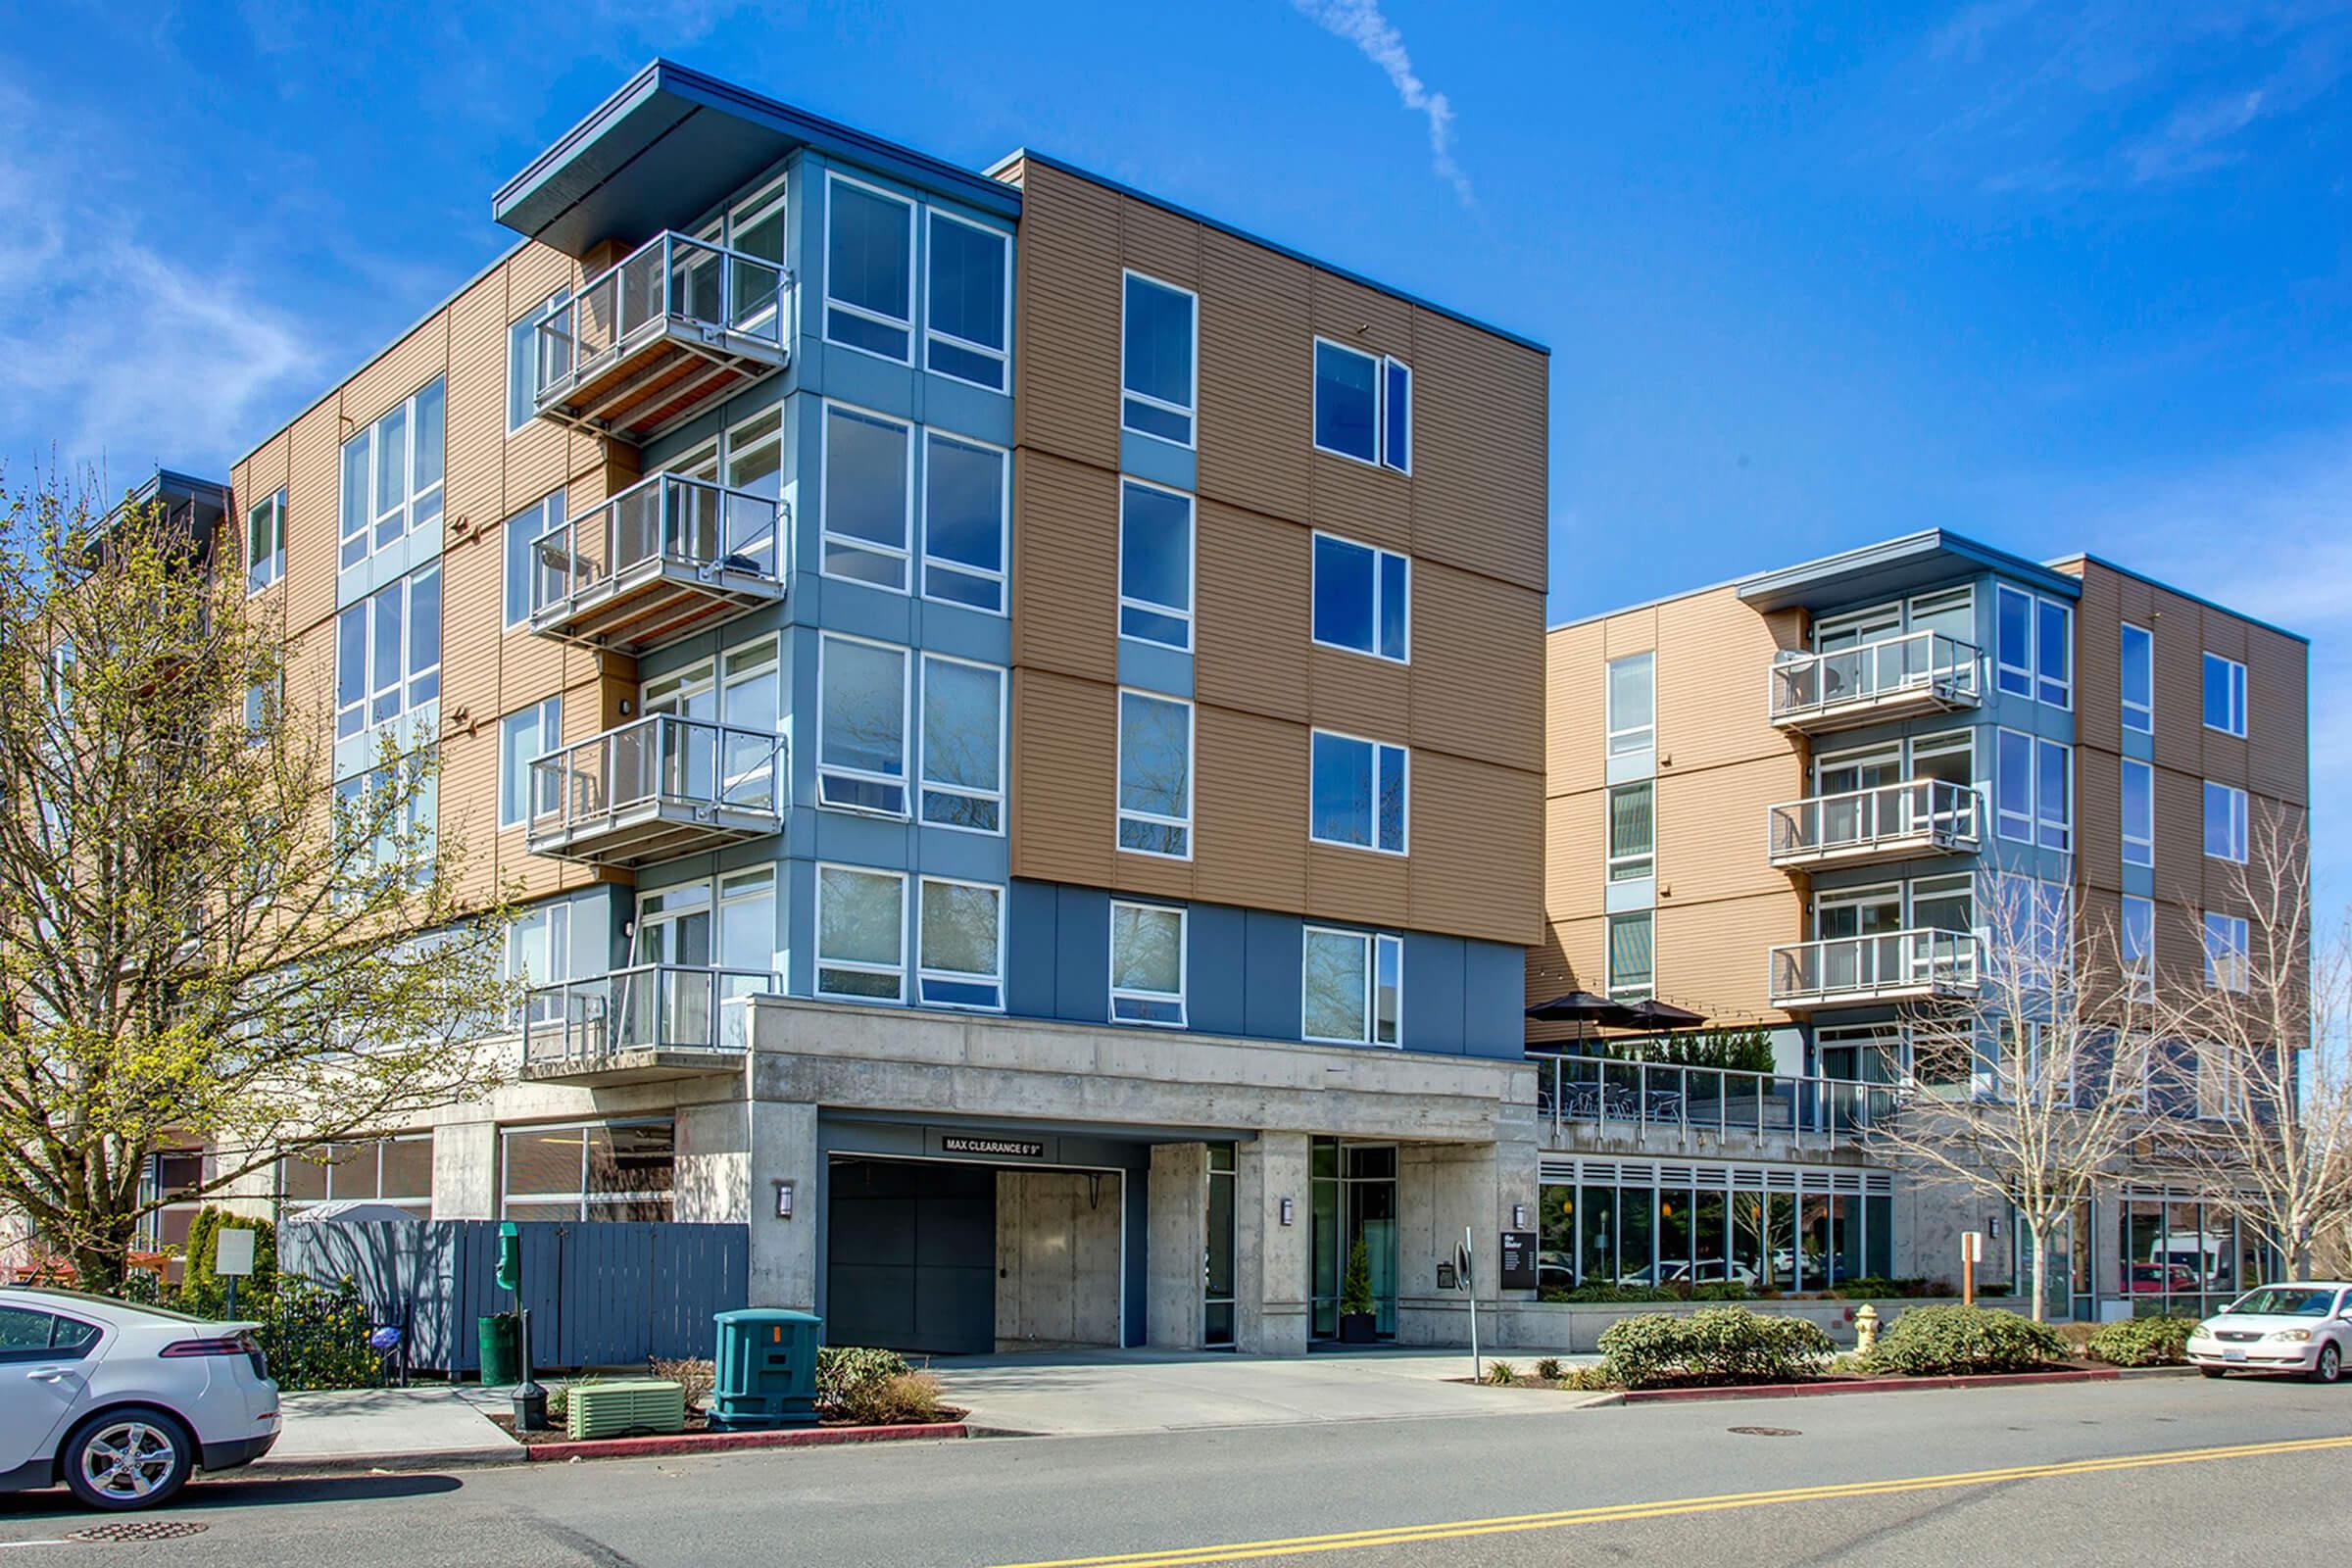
1768 928 1983 1010
526 473 785 655
1767 631 1981 733
1533 1055 1898 1153
1767 778 1980 872
525 714 785 867
533 231 793 442
520 964 775 1084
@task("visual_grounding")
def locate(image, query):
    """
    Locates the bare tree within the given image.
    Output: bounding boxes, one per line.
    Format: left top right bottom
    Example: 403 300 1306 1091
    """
1863 878 2164 1321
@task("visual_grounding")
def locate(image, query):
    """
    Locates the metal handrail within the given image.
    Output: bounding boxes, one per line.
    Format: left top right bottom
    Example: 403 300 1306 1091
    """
526 713 786 843
1767 778 1979 860
534 230 794 402
528 472 786 622
1532 1055 1902 1150
1769 630 1980 720
1768 928 1984 1004
522 963 777 1066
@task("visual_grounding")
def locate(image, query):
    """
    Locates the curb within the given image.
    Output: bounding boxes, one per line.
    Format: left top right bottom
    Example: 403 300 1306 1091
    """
252 1446 527 1476
1615 1368 2120 1405
523 1422 968 1463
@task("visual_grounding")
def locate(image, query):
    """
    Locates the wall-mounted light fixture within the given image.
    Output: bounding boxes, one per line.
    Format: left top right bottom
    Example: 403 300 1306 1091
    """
1512 1203 1529 1230
1279 1197 1295 1227
773 1179 796 1220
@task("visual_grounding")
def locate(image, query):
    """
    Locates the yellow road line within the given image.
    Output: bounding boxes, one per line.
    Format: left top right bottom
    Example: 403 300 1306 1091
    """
991 1434 2352 1568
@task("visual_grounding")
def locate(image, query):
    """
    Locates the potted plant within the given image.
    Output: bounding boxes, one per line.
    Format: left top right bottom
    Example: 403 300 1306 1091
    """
1339 1237 1379 1345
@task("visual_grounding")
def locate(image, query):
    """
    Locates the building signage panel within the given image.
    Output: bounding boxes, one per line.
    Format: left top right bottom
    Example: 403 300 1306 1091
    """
939 1134 1048 1160
1498 1230 1539 1291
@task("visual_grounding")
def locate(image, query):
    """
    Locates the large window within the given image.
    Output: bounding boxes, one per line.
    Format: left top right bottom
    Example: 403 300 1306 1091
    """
2122 894 2155 1002
1607 911 1654 1000
917 877 1003 1010
505 899 570 1026
2204 781 2248 863
2203 911 2250 993
1118 478 1194 649
1994 728 2070 852
1310 534 1408 662
280 1135 433 1217
1994 585 2072 708
1110 902 1186 1026
824 173 914 363
821 403 912 591
499 697 561 829
508 291 564 432
2203 653 2248 737
919 654 1004 833
340 377 445 569
1608 782 1654 881
1539 1166 1893 1297
2121 622 2154 733
921 431 1006 612
246 488 285 595
1607 652 1655 755
925 210 1009 390
335 563 441 741
502 491 566 628
1121 271 1197 446
817 634 910 816
1302 927 1402 1047
2122 759 2154 868
500 1119 673 1222
816 864 907 1002
1310 730 1407 856
1117 691 1193 858
1311 339 1411 472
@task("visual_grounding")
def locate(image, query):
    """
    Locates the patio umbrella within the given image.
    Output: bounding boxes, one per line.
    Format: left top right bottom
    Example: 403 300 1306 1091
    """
1619 998 1707 1031
1524 990 1644 1056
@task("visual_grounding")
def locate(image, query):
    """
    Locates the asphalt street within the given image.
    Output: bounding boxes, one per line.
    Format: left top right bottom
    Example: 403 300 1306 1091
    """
2 1375 2347 1566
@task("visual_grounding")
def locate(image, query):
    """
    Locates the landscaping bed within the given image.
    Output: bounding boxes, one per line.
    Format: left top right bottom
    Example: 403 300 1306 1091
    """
487 1406 967 1456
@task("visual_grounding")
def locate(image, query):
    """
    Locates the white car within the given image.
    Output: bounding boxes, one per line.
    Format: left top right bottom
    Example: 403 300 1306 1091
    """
0 1287 280 1510
2186 1282 2352 1383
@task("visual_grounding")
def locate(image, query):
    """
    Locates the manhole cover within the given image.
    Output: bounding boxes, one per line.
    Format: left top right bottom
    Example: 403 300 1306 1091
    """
1728 1426 1802 1438
69 1521 211 1543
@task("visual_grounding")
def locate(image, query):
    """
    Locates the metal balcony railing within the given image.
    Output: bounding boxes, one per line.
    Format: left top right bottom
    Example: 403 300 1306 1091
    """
1769 928 1984 1008
522 964 776 1074
525 714 785 867
1767 778 1980 868
526 473 786 654
1768 631 1981 730
1533 1055 1900 1151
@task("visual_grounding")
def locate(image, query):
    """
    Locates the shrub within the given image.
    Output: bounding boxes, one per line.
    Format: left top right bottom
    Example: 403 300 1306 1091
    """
1597 1307 1834 1389
2085 1315 2197 1368
1485 1359 1519 1385
1828 1278 1938 1300
1341 1237 1376 1318
816 1346 912 1414
650 1356 716 1409
835 1370 945 1426
250 1275 384 1392
178 1206 278 1316
1859 1305 2066 1377
1533 1357 1564 1381
1689 1281 1752 1302
1544 1283 1679 1304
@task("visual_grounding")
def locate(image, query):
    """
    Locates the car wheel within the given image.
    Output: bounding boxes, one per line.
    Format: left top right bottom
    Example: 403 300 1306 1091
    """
2310 1343 2342 1386
61 1407 195 1511
2199 1366 2228 1379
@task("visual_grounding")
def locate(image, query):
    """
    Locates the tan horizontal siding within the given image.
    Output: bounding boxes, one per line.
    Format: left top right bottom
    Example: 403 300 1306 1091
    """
1010 668 1115 889
1009 449 1117 683
1194 706 1308 911
1196 230 1311 523
1406 749 1540 945
1407 309 1546 593
1409 564 1543 774
1194 501 1308 721
1011 163 1121 471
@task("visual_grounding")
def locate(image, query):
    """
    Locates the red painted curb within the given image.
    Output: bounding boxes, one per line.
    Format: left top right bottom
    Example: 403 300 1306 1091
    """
1618 1369 2119 1404
523 1422 967 1462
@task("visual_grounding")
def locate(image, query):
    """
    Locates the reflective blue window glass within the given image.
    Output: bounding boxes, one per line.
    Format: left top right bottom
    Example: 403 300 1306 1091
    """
1314 340 1378 463
1122 274 1195 444
1119 480 1193 649
1383 359 1412 471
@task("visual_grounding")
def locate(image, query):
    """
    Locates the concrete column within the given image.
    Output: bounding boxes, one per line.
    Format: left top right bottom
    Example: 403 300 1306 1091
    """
1147 1144 1208 1349
747 1099 819 1312
1237 1132 1310 1356
674 1101 751 1224
432 1119 497 1219
1394 1139 1528 1347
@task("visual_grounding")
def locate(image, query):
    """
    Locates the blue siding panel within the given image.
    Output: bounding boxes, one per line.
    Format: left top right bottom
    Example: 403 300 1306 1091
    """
1055 884 1111 1023
1460 940 1526 1059
1402 933 1466 1055
1186 904 1249 1037
1005 878 1059 1018
1243 910 1302 1041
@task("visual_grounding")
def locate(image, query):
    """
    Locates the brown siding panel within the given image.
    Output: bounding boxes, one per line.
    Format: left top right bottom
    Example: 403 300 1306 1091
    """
1407 310 1546 593
1409 565 1543 773
1194 708 1307 911
1196 232 1311 523
1010 669 1114 889
1194 502 1308 721
1010 450 1117 683
1012 164 1121 470
1407 750 1540 945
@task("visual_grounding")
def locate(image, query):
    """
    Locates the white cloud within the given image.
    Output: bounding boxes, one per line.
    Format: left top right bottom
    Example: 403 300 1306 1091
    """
1291 0 1475 207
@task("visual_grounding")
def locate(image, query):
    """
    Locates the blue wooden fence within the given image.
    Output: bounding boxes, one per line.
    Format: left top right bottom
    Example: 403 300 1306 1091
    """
280 1219 749 1374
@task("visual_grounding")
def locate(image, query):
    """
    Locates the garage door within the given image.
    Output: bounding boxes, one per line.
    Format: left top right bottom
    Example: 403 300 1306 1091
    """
825 1158 996 1354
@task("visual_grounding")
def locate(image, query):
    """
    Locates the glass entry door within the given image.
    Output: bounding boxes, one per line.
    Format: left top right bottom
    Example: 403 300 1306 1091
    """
1310 1141 1398 1340
1815 887 1902 991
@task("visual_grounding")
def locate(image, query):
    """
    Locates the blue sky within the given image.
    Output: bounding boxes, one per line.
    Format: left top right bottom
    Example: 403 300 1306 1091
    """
1 0 2345 896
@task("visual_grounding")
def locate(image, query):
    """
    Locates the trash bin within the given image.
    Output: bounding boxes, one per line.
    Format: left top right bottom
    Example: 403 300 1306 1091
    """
477 1313 521 1387
709 1309 821 1430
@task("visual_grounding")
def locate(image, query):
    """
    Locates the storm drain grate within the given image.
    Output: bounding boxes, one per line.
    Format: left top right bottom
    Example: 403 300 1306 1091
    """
1728 1426 1802 1438
69 1520 211 1543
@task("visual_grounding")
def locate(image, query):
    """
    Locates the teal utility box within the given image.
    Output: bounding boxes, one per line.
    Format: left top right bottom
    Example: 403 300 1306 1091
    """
710 1308 821 1430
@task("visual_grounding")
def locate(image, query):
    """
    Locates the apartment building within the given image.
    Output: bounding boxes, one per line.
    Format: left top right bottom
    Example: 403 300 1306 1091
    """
1533 529 2309 1322
215 63 1547 1354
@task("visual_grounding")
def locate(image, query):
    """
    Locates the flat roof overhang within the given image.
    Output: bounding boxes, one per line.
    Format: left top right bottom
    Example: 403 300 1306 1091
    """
493 59 1021 258
1737 528 2083 615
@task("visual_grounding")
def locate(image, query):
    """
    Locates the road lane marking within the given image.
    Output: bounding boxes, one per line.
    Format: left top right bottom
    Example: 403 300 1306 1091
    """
990 1433 2352 1568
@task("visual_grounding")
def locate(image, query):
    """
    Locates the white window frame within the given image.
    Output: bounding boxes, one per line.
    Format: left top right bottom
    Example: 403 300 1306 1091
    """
1994 585 2034 700
2204 780 2249 864
1308 728 1410 857
1299 926 1404 1048
499 697 562 830
818 399 914 594
2121 894 2156 1004
335 563 441 742
1116 689 1195 860
918 652 1006 836
502 490 567 630
919 428 1009 615
915 875 1004 1011
339 377 445 570
822 171 915 366
497 1117 675 1223
1310 336 1412 473
1308 531 1411 663
2203 910 2250 993
815 632 912 819
923 208 1012 391
1606 909 1655 1001
1108 900 1188 1027
2203 653 2249 738
246 487 285 596
814 862 909 1004
1117 475 1196 651
1119 269 1199 449
508 290 564 435
1606 651 1655 756
2034 595 2073 710
1606 780 1654 882
2121 758 2154 868
1993 727 2070 852
2121 621 2154 733
505 900 572 1026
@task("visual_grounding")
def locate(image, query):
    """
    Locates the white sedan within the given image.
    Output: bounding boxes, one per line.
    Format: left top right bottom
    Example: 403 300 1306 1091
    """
0 1287 280 1509
2186 1282 2352 1383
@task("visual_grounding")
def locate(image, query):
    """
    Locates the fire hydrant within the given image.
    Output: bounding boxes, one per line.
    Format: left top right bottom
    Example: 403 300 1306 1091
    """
1854 1302 1881 1355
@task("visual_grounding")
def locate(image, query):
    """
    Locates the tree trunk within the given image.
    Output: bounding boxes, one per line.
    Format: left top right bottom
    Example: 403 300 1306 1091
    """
66 1212 140 1298
2027 1221 2050 1324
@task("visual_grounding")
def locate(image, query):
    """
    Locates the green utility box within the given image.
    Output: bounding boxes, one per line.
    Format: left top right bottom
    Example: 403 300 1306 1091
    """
477 1313 521 1387
566 1380 686 1441
710 1308 821 1430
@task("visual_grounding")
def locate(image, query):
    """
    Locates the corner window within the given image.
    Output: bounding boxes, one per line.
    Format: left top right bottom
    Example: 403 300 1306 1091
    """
1309 730 1407 855
1994 728 2069 852
499 697 561 830
2203 653 2248 737
1995 586 2033 699
339 378 445 569
2122 759 2153 868
1310 534 1408 662
245 488 285 595
821 403 912 591
1118 479 1194 649
1117 690 1193 858
816 864 907 1002
1606 652 1655 756
817 634 910 816
1994 586 2072 707
508 291 564 433
502 491 566 629
917 877 1003 1010
824 173 914 363
335 562 441 741
2035 598 2072 709
2204 781 2248 863
1608 782 1654 881
919 654 1004 833
2203 910 2249 993
506 902 570 1027
925 210 1009 391
2122 895 2155 1003
1121 271 1197 447
921 431 1007 612
1302 927 1402 1047
2121 622 2153 733
1606 911 1654 1000
1311 339 1411 472
1110 902 1187 1026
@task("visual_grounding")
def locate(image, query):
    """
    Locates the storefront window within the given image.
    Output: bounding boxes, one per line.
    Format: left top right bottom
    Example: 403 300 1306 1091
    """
1204 1144 1236 1347
1580 1183 1616 1286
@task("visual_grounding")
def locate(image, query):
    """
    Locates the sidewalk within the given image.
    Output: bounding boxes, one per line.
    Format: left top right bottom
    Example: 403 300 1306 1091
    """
255 1385 522 1474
